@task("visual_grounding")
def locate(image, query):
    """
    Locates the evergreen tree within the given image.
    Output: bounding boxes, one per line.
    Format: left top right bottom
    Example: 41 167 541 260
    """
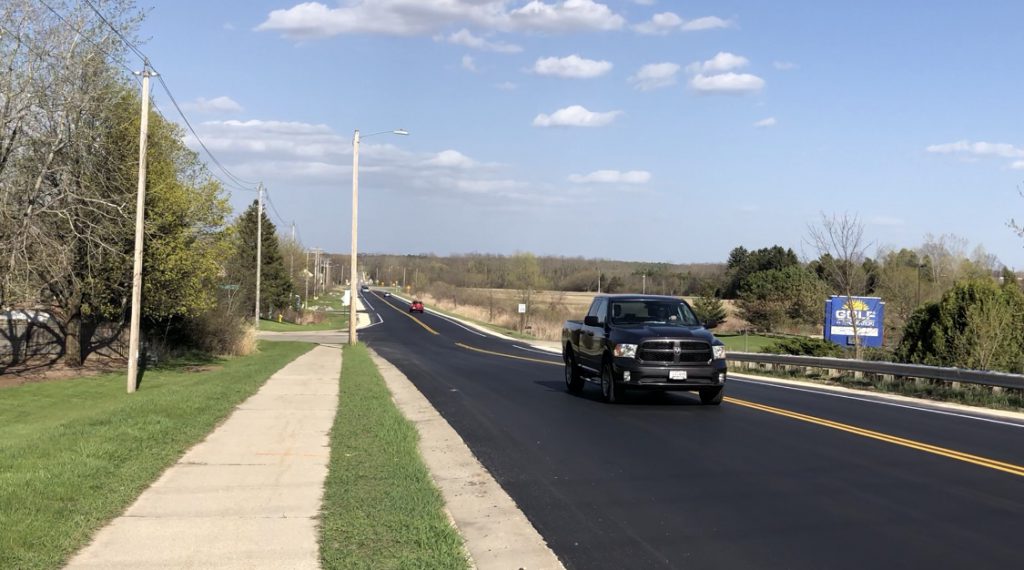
225 201 293 320
693 294 727 328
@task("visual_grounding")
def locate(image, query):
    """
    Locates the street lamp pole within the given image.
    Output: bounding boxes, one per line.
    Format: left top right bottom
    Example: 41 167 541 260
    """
349 128 409 345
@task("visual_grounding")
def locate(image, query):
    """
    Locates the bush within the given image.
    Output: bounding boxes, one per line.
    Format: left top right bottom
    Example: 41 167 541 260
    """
761 336 846 358
896 279 1024 372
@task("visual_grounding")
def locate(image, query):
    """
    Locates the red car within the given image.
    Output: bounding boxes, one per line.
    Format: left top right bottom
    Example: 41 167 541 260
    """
409 300 424 313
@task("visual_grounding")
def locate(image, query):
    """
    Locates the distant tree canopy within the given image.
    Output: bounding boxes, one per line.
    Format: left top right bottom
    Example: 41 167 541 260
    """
737 266 826 332
723 245 800 298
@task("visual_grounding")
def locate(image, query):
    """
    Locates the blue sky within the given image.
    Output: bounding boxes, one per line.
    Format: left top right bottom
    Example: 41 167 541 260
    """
138 1 1024 267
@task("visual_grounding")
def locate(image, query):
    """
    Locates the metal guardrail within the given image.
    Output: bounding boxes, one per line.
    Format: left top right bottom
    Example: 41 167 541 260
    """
727 352 1024 391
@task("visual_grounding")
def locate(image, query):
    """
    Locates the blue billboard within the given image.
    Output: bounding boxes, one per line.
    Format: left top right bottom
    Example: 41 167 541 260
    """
823 296 885 348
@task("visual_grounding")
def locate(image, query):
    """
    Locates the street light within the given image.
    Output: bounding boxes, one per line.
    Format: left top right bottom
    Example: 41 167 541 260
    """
349 128 409 345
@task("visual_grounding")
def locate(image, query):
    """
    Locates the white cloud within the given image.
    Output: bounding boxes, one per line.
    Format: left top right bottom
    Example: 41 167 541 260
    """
1013 160 1024 170
181 96 243 114
533 54 613 78
773 61 798 70
532 105 621 127
508 0 625 32
628 62 679 91
223 22 236 31
568 170 651 184
424 149 477 168
690 72 765 94
926 140 1024 159
495 81 518 90
632 11 682 34
633 11 731 34
445 28 522 53
687 52 748 74
461 54 477 71
631 0 656 5
256 0 626 39
753 117 777 128
680 16 732 31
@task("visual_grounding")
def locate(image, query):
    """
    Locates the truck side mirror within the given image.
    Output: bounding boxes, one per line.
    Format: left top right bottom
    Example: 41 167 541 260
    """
584 315 601 327
703 320 718 330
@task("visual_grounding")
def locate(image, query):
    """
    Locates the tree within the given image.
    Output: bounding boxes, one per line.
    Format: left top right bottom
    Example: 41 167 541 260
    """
224 201 293 320
807 212 871 357
508 252 544 331
723 245 800 298
737 266 826 332
1002 266 1019 290
692 294 727 328
897 280 1024 372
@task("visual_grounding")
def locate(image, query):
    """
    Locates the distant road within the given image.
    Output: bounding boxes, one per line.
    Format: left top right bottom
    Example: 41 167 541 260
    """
359 290 1024 569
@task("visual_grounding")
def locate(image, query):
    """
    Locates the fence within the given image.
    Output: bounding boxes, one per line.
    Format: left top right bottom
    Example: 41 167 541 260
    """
728 352 1024 391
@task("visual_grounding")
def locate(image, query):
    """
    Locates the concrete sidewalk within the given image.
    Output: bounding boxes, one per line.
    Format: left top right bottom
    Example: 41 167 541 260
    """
66 345 342 569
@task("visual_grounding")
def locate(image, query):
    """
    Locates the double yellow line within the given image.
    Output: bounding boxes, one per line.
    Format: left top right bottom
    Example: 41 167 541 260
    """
374 293 438 335
726 397 1024 478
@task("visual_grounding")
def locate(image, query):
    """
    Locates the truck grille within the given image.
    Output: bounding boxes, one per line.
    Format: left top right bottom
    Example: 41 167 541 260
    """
637 340 712 364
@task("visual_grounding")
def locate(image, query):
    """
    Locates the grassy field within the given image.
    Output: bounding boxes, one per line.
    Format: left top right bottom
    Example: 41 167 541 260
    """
716 333 779 353
319 344 469 570
0 341 312 569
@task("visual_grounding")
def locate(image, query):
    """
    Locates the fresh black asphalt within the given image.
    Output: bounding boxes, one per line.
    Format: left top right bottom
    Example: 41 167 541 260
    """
358 291 1024 569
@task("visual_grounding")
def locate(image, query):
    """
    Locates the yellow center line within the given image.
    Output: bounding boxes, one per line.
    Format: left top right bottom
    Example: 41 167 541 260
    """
726 397 1024 478
374 293 439 335
453 341 1024 478
455 342 563 366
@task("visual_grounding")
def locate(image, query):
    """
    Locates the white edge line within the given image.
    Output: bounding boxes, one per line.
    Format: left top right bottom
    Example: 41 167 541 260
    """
513 345 562 357
730 375 1024 429
388 291 487 337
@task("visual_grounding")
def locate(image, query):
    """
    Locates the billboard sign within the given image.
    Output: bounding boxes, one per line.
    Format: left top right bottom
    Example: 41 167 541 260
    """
823 296 885 348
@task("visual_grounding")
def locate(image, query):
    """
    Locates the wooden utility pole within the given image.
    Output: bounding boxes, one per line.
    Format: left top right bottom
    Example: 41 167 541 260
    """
126 64 155 394
254 183 264 327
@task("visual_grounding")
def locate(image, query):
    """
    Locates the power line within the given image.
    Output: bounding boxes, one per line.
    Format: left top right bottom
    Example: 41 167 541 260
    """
35 0 139 78
74 0 260 191
264 190 289 229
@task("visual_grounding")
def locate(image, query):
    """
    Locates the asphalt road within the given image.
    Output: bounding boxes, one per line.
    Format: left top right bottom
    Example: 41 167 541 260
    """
358 290 1024 570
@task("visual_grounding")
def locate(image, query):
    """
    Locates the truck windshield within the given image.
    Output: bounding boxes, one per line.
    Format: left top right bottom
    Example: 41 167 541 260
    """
609 300 700 327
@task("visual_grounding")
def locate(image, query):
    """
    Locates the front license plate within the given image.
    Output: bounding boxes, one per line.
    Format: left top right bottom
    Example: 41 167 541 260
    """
669 370 687 380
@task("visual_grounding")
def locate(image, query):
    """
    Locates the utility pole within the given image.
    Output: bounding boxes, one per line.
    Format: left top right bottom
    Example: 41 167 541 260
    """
126 64 155 394
325 261 331 292
642 273 646 294
254 183 264 327
403 267 406 289
290 222 295 281
597 269 601 294
349 129 360 344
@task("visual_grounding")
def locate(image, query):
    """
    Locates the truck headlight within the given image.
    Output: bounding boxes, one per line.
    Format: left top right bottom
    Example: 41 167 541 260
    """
613 343 638 358
712 345 727 360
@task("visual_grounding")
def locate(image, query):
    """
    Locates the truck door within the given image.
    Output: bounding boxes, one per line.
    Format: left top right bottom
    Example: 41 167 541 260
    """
580 297 607 372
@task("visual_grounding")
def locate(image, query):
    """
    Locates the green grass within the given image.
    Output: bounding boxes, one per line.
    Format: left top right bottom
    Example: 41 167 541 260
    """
716 332 778 352
319 344 469 570
0 341 313 569
259 312 348 332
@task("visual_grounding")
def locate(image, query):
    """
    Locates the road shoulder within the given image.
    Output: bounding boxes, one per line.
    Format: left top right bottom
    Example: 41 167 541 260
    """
368 347 565 570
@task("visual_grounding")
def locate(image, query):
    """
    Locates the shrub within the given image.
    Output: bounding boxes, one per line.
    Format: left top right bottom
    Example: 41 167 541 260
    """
761 336 846 358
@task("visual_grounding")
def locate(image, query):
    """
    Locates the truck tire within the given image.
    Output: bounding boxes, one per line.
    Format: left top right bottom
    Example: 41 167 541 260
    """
699 386 724 405
601 360 619 403
564 350 584 394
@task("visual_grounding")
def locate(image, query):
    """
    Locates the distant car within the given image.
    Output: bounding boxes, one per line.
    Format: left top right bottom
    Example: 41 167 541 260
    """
360 285 369 292
384 292 392 297
409 300 424 313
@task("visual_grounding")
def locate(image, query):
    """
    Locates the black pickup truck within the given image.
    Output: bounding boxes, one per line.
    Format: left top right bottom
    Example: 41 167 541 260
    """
562 294 727 404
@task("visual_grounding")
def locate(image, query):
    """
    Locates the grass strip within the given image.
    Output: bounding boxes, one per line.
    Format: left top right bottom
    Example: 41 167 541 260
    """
0 340 313 569
319 344 469 570
716 333 779 353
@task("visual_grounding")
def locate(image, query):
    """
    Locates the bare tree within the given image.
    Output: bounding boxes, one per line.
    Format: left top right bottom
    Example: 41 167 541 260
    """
807 212 871 358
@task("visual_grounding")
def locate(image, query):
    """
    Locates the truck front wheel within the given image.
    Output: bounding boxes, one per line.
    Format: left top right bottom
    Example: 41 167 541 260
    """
601 360 619 403
564 350 584 394
699 386 724 406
